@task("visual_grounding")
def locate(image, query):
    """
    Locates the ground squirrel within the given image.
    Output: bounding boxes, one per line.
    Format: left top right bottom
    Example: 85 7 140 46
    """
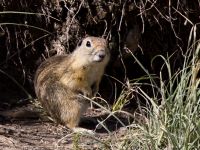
34 36 110 132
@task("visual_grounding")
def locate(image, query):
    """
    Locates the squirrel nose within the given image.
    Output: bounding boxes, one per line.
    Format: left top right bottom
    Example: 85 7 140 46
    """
93 50 106 62
98 50 106 59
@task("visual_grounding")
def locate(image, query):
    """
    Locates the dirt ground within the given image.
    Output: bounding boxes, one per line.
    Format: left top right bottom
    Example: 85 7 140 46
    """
0 107 131 150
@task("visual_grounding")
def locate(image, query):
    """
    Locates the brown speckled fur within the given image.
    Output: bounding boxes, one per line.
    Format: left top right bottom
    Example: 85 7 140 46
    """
34 37 110 129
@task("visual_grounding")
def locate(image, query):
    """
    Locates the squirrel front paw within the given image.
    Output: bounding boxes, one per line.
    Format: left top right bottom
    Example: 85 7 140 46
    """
77 87 92 98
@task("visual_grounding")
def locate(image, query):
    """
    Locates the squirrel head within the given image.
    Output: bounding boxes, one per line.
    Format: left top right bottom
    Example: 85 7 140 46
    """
74 36 110 66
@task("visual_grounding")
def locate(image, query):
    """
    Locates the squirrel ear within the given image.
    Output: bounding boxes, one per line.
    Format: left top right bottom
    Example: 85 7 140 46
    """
77 40 82 46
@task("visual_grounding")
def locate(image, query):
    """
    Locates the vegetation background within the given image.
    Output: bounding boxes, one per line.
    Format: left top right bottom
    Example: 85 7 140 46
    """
0 0 200 149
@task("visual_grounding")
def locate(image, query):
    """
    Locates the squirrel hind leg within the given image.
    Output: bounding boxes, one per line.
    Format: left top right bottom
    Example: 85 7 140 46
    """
60 102 82 129
62 114 95 135
64 118 80 129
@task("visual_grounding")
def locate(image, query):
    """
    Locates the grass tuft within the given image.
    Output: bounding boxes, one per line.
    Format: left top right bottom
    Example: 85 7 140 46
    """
114 42 200 149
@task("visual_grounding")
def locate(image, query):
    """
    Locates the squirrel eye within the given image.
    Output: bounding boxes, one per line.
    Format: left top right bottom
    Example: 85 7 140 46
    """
86 41 91 47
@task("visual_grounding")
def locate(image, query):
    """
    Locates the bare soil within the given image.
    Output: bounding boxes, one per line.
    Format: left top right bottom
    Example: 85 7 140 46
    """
0 107 130 150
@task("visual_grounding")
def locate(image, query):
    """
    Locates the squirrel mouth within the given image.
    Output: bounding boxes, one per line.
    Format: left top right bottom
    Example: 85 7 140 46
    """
93 50 106 62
